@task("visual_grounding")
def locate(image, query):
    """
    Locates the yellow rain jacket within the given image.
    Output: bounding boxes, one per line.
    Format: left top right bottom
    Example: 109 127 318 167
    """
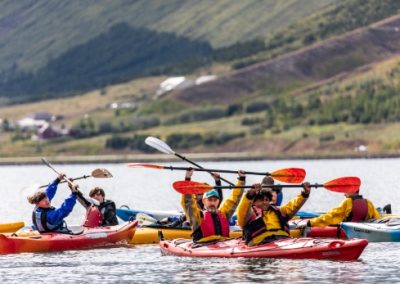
181 177 245 243
237 193 308 246
309 197 380 227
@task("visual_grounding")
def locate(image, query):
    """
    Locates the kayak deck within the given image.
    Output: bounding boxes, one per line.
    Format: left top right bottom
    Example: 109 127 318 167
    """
0 221 138 254
160 237 368 260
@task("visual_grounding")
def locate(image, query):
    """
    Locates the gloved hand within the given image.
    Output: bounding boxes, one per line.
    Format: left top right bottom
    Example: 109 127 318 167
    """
185 168 194 180
301 182 311 198
297 219 312 237
246 183 262 199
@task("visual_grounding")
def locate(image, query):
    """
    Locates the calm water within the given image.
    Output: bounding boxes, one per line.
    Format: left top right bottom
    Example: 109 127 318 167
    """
0 158 399 283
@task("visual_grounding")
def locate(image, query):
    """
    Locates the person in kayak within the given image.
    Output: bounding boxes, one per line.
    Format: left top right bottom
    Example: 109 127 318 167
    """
28 173 79 233
184 168 223 210
157 169 223 228
299 189 380 229
261 176 283 206
237 182 311 246
181 170 245 244
77 187 119 227
229 175 283 226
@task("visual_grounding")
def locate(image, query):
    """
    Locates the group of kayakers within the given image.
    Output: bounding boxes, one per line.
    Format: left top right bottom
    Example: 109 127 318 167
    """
26 166 379 249
180 169 379 246
27 173 118 233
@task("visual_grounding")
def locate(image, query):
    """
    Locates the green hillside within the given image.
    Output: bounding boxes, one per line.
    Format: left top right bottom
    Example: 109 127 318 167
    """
0 0 333 74
2 0 400 159
2 0 400 106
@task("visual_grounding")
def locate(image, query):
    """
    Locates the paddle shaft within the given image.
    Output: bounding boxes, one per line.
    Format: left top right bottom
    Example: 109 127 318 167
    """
157 165 272 176
41 158 75 188
211 184 318 189
173 152 235 186
38 175 91 189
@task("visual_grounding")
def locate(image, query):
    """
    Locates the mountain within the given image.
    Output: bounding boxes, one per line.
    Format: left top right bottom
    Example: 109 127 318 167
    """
0 0 334 104
171 14 400 105
1 0 400 105
2 0 400 159
0 0 334 73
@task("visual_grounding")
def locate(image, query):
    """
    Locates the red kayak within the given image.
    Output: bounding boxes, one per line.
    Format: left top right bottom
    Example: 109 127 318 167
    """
160 237 368 261
0 220 138 254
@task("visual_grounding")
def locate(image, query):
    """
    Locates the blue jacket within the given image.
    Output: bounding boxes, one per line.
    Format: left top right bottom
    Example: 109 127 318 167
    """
33 179 77 232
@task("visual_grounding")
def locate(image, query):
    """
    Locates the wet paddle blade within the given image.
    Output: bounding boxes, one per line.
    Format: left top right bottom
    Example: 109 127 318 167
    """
271 168 306 183
126 163 165 170
145 137 174 154
323 177 361 193
173 181 213 194
136 213 158 226
91 168 113 178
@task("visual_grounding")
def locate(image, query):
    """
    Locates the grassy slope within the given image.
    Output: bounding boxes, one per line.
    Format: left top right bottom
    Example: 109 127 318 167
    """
171 14 400 105
0 0 334 73
1 55 400 158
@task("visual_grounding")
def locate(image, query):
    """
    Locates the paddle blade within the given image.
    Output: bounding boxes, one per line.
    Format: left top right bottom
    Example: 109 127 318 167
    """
126 163 164 170
145 136 174 154
271 168 306 183
136 213 158 226
323 177 361 194
173 181 212 194
91 168 113 178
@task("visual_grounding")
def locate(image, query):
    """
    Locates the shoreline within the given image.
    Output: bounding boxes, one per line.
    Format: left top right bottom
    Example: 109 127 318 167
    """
0 152 400 165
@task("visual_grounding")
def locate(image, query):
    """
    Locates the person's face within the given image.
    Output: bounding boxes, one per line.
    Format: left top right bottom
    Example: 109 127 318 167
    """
271 191 277 204
253 197 270 211
203 196 220 212
92 192 104 203
37 197 50 208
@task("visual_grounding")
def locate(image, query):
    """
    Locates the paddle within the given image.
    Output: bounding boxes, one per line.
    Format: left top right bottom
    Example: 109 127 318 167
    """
145 136 306 185
136 213 158 226
41 157 76 188
38 168 113 189
127 163 305 183
145 136 236 186
172 177 361 195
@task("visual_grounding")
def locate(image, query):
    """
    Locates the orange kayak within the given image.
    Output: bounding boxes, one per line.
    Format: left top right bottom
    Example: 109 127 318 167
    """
0 221 138 254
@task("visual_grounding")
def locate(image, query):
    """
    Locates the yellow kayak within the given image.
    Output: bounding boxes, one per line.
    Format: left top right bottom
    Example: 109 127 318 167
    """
130 225 242 244
0 221 25 233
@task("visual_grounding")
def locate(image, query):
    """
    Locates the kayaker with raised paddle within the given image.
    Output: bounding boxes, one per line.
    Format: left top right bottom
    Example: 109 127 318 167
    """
158 168 224 228
184 168 223 210
28 173 79 233
298 187 380 230
77 187 118 227
261 176 283 206
237 182 311 246
181 170 245 244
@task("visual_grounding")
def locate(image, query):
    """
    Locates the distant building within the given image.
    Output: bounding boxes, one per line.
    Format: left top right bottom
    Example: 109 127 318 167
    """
17 117 48 131
354 144 368 152
28 112 56 122
17 112 59 131
195 75 217 85
36 123 69 140
109 102 136 110
154 76 194 98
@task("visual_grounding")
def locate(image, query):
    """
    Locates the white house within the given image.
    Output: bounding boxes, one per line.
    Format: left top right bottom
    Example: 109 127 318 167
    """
154 76 194 99
195 75 217 85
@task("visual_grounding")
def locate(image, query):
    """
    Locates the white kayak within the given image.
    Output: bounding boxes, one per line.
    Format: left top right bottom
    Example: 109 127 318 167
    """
341 218 400 242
